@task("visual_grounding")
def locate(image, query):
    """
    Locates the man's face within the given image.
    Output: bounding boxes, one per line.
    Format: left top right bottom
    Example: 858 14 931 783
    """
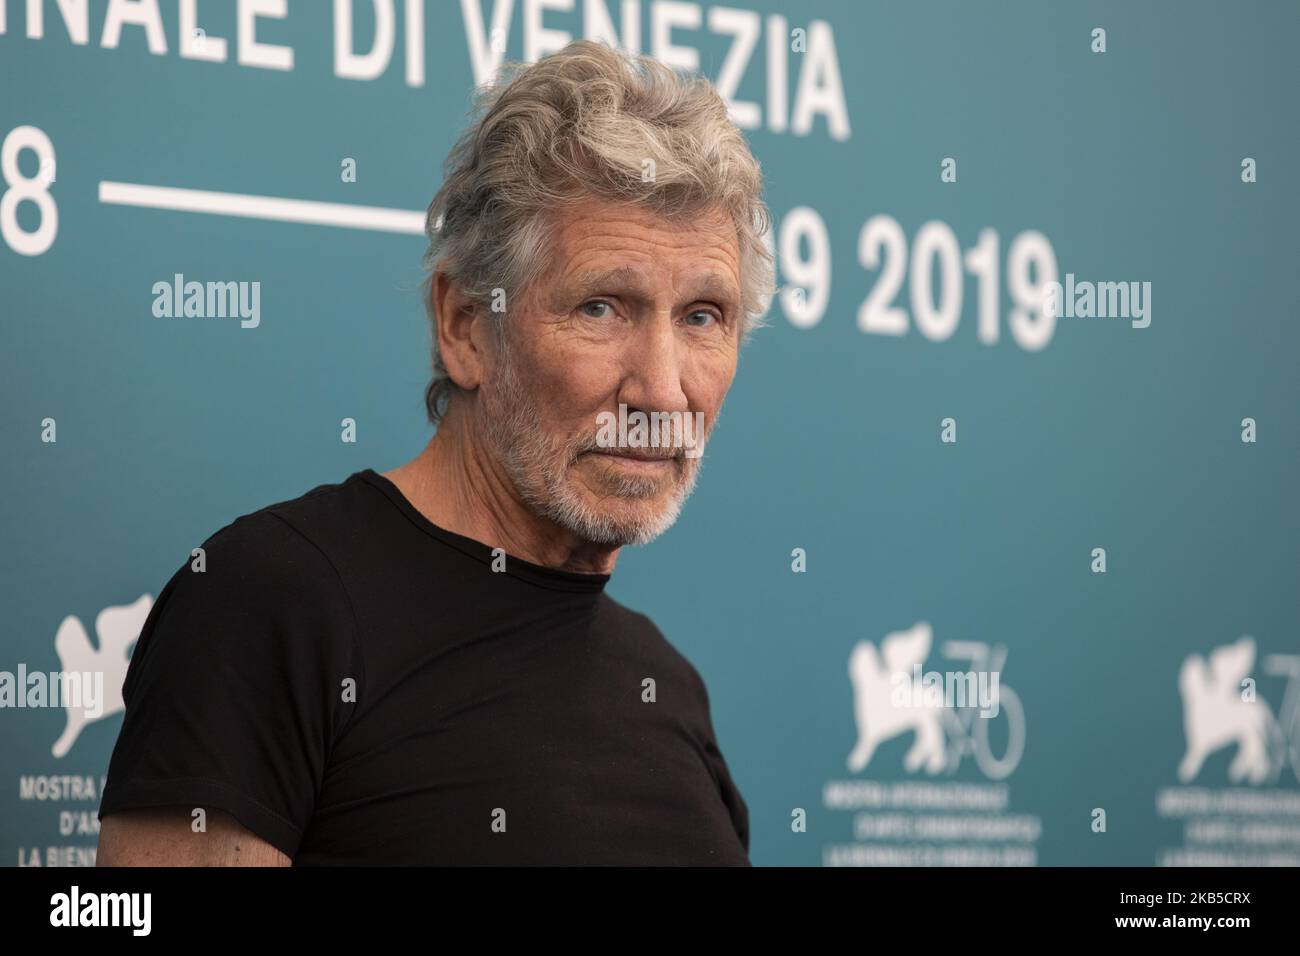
478 197 744 547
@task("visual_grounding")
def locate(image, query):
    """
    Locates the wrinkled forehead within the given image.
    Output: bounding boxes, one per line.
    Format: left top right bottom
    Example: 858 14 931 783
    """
539 198 742 308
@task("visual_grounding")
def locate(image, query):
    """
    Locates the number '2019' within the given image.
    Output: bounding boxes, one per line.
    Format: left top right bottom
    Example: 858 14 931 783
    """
763 209 1058 351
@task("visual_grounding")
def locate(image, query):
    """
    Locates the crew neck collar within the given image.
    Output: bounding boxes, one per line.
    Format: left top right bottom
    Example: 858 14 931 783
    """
355 468 611 594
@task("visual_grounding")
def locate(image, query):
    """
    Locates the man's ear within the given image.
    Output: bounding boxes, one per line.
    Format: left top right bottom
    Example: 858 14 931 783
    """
433 271 485 391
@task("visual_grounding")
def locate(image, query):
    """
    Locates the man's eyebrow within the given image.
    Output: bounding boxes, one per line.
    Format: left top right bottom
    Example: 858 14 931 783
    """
563 266 654 298
689 274 741 306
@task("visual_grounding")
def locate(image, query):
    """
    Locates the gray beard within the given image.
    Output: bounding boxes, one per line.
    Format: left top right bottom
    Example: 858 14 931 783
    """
478 344 706 547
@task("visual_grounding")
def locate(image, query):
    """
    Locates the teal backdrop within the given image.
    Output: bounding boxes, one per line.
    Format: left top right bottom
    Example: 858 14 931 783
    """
2 0 1298 867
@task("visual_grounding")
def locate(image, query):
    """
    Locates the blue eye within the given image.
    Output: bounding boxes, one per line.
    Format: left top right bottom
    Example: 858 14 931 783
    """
581 300 613 318
684 310 719 327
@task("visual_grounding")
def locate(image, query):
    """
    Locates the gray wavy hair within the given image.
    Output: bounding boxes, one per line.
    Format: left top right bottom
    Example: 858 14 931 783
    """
419 39 777 424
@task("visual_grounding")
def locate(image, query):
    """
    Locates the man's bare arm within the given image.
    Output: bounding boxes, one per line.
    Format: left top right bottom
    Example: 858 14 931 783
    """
97 807 292 866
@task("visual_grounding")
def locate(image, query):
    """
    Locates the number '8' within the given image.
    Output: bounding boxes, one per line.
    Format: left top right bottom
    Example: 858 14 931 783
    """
1 126 58 256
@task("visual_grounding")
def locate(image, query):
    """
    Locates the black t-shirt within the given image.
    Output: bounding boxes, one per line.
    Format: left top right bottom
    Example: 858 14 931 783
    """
98 469 750 865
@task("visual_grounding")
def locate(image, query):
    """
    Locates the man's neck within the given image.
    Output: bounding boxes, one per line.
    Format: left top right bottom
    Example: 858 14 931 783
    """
382 411 621 576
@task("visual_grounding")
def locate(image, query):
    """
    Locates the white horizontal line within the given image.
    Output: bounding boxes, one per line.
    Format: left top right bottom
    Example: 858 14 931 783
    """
98 181 426 234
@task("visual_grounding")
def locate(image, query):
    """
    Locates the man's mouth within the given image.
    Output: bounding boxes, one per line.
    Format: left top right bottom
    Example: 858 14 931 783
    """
582 448 679 468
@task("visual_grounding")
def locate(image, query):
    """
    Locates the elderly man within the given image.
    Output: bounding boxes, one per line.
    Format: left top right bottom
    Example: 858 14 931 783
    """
97 39 775 866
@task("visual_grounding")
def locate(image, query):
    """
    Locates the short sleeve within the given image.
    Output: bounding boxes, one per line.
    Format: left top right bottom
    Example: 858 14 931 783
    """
647 609 752 859
98 509 362 860
691 668 751 856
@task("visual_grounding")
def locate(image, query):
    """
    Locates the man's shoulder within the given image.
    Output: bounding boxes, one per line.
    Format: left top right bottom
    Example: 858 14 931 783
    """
596 591 662 636
126 475 371 705
198 470 379 561
159 470 386 617
597 594 710 699
244 469 380 540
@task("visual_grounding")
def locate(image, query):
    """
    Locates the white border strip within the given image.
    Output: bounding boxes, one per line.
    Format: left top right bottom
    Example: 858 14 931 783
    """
99 181 425 234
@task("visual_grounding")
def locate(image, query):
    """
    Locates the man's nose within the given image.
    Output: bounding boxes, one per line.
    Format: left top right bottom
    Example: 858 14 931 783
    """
619 314 690 415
